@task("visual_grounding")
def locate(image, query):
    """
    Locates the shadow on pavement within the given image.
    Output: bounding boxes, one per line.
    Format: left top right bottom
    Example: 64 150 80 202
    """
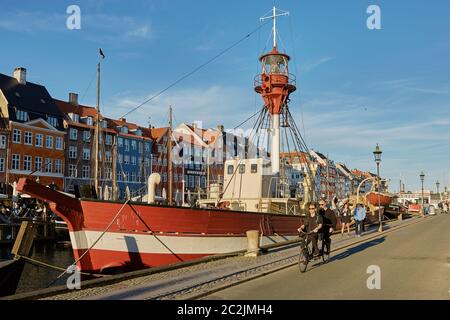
329 237 386 262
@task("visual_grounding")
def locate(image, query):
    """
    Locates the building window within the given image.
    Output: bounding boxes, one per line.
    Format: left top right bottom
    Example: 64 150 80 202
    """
23 155 32 171
0 135 6 149
55 137 63 150
35 134 43 147
69 146 77 159
71 113 79 123
101 120 107 128
124 155 130 164
45 159 52 173
13 129 21 144
227 165 234 175
251 164 258 174
144 142 150 152
83 131 90 142
12 154 20 170
131 156 137 165
139 142 143 153
131 172 136 182
23 132 32 145
82 166 90 178
144 157 150 167
118 154 123 164
35 157 42 172
124 140 130 151
83 148 90 160
46 136 53 149
55 159 63 174
69 128 78 140
124 172 129 182
47 116 58 128
201 177 206 188
121 126 128 134
16 110 29 121
69 164 77 177
105 134 112 146
189 176 194 188
86 117 93 126
0 158 4 172
131 140 137 150
118 137 123 147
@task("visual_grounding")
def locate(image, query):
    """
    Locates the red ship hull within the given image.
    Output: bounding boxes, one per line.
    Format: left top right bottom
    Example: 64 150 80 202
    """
365 191 393 207
17 178 302 273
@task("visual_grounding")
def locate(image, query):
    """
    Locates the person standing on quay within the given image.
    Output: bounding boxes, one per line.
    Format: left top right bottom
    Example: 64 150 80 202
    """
353 203 366 237
340 202 352 236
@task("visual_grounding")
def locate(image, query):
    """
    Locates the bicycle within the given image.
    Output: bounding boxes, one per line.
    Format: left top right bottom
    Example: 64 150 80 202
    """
298 230 330 273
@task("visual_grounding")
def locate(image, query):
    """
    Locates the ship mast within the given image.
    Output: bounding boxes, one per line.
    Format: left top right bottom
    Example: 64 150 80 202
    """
168 106 173 205
94 61 101 196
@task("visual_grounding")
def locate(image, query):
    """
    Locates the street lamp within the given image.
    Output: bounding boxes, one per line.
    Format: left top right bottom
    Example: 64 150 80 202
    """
373 144 382 232
420 171 425 217
436 180 440 201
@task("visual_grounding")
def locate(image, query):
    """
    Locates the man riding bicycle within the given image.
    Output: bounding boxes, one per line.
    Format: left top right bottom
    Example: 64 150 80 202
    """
298 202 323 257
318 198 337 255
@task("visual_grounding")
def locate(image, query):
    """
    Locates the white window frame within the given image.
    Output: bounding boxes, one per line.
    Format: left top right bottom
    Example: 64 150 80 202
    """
35 133 43 147
35 157 42 172
55 137 63 150
23 155 32 171
83 148 91 160
0 135 6 149
12 154 20 170
12 129 21 144
69 128 78 140
46 136 53 149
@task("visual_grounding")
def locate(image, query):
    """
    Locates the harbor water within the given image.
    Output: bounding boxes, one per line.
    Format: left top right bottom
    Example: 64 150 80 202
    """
1 242 74 294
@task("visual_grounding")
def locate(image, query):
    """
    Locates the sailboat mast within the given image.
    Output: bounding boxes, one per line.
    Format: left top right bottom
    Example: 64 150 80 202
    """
94 62 101 196
168 106 173 205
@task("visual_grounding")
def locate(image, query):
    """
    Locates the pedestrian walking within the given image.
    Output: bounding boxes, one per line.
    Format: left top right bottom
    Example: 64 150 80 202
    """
353 203 366 237
340 202 352 236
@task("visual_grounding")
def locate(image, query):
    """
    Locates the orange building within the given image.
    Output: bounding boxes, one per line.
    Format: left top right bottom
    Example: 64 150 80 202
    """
0 67 66 190
9 119 65 189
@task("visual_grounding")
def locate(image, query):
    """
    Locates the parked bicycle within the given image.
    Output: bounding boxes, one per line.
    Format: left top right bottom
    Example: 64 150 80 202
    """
298 230 330 273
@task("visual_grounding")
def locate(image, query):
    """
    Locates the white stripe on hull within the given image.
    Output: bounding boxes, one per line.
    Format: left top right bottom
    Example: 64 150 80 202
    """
69 231 298 255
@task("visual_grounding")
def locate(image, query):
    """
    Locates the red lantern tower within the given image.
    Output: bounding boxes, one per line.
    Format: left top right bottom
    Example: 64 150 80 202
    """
255 7 296 175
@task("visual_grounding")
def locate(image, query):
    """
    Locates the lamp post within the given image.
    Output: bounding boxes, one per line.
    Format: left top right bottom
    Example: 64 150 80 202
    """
373 144 382 232
436 180 440 201
420 171 425 217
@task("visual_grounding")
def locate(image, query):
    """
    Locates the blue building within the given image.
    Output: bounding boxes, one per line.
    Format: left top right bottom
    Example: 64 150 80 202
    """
110 118 152 200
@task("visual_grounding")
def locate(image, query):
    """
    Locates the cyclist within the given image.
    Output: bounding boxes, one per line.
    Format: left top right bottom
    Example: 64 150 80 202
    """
318 198 337 254
298 202 323 257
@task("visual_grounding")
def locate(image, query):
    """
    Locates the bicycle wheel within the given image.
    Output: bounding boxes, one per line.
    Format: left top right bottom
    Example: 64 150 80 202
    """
298 249 309 273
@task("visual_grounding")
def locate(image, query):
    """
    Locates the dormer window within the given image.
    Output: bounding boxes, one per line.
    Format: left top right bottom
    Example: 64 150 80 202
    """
135 129 142 136
16 110 29 121
121 126 128 134
101 120 107 128
47 116 58 128
71 113 79 123
86 117 93 126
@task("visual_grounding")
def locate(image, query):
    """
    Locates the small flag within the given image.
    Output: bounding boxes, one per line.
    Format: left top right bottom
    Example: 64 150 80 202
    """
99 48 106 59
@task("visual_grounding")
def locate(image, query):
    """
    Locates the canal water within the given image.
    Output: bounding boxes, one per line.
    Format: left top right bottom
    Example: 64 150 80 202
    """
1 242 74 294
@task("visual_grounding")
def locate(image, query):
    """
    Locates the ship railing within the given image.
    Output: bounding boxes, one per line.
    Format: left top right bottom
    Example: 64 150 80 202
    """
254 73 297 88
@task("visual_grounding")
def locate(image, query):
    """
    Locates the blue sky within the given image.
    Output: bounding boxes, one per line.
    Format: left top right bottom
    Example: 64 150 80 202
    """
1 0 450 192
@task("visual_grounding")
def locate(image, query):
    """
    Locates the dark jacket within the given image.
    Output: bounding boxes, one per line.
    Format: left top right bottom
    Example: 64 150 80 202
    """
319 207 337 229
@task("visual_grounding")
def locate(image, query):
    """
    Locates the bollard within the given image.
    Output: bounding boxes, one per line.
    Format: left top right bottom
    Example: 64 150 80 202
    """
245 230 261 257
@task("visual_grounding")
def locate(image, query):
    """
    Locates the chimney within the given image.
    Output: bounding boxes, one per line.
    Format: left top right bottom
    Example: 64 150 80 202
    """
217 124 224 132
69 92 79 106
13 67 27 85
119 117 126 122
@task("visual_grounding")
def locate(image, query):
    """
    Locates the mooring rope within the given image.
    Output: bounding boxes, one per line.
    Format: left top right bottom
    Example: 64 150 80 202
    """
46 199 130 287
